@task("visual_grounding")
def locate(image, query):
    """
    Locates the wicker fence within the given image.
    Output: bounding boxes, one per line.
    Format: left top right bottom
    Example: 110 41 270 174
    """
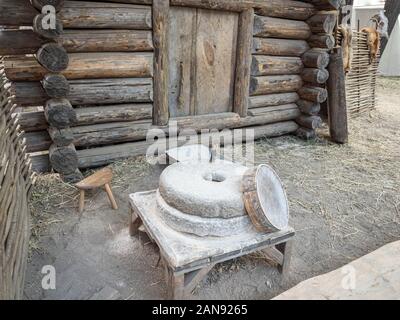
0 63 33 300
344 31 379 118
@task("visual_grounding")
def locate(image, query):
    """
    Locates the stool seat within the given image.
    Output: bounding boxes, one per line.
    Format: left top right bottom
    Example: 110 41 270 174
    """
76 168 113 190
75 167 118 213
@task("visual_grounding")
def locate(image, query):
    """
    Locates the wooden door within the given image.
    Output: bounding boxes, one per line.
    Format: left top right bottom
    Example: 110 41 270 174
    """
168 7 239 117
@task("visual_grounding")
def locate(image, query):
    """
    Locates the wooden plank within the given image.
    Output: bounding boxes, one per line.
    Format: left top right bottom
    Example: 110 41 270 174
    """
4 53 154 81
168 6 195 117
152 0 169 126
234 8 254 117
194 9 238 115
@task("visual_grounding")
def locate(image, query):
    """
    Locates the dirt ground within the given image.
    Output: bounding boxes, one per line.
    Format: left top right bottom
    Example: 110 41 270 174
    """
24 77 400 300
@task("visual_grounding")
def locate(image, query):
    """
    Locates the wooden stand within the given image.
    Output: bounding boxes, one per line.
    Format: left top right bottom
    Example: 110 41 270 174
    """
129 191 295 300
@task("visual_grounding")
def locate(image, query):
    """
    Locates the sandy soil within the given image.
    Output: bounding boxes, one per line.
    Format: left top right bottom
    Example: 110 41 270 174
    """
24 78 400 300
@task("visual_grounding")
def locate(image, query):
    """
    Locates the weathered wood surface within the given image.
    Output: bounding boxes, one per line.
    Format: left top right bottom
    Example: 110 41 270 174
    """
42 73 70 98
12 78 153 106
45 98 77 128
250 75 303 96
37 43 69 73
71 120 152 147
75 104 153 125
251 56 304 76
48 126 74 146
295 127 316 140
242 164 289 232
297 99 320 115
327 47 348 144
23 130 52 152
255 0 315 20
60 1 152 29
30 153 51 173
248 103 300 116
306 13 336 34
295 114 322 129
33 14 64 40
234 8 254 117
301 0 340 10
301 68 329 84
253 38 309 57
4 53 153 81
308 34 335 50
0 29 153 55
49 143 78 174
77 121 299 168
298 86 327 103
249 92 299 108
0 0 38 26
254 16 311 40
302 49 330 69
168 7 238 117
31 0 65 11
153 0 169 126
17 111 47 132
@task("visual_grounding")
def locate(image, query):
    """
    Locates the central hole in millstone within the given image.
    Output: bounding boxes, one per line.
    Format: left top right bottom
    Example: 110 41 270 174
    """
203 171 226 183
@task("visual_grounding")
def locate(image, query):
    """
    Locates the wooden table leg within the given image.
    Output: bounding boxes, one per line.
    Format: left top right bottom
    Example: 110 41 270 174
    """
276 240 294 279
129 209 143 236
104 183 118 210
78 189 85 213
164 264 185 300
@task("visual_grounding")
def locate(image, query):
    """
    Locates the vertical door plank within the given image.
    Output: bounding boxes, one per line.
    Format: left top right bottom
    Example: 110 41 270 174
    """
194 9 238 115
168 7 196 117
153 0 169 126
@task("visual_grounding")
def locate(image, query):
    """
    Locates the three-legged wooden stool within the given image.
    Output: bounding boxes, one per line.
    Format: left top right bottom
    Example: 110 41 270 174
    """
76 167 118 213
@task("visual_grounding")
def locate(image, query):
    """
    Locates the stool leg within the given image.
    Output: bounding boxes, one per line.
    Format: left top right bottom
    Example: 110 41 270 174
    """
276 240 293 280
79 190 85 213
104 183 118 210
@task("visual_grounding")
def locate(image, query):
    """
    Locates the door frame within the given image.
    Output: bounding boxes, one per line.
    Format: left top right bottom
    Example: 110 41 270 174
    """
152 0 254 126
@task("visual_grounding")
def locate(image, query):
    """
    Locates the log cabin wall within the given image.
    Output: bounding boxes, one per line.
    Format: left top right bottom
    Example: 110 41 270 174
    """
0 0 339 178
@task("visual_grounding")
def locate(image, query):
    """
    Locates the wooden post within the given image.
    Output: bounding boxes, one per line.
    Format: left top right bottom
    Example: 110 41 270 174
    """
327 47 348 144
234 8 254 117
152 0 169 126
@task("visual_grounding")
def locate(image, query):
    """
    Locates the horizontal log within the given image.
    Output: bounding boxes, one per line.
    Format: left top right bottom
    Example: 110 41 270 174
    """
298 86 328 103
296 127 316 140
75 103 153 125
306 13 337 34
77 121 299 168
254 16 311 40
17 111 47 132
48 127 74 146
253 38 310 57
308 34 335 50
61 29 154 52
23 130 51 153
296 115 322 129
30 153 50 173
31 0 65 11
302 49 330 69
0 29 153 55
4 53 153 81
301 0 340 10
255 0 316 20
297 99 320 115
37 43 69 73
60 1 152 29
49 143 78 175
0 0 38 26
45 98 77 128
250 75 303 96
249 92 299 108
0 30 48 56
251 56 303 76
33 13 64 40
42 73 70 98
248 103 300 116
12 78 153 107
301 68 329 84
71 120 151 147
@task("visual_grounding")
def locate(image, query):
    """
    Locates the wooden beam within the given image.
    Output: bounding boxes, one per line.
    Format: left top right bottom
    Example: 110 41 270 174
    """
253 16 311 40
253 38 310 57
234 8 254 117
152 0 169 126
249 92 299 108
250 75 303 96
251 56 304 76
